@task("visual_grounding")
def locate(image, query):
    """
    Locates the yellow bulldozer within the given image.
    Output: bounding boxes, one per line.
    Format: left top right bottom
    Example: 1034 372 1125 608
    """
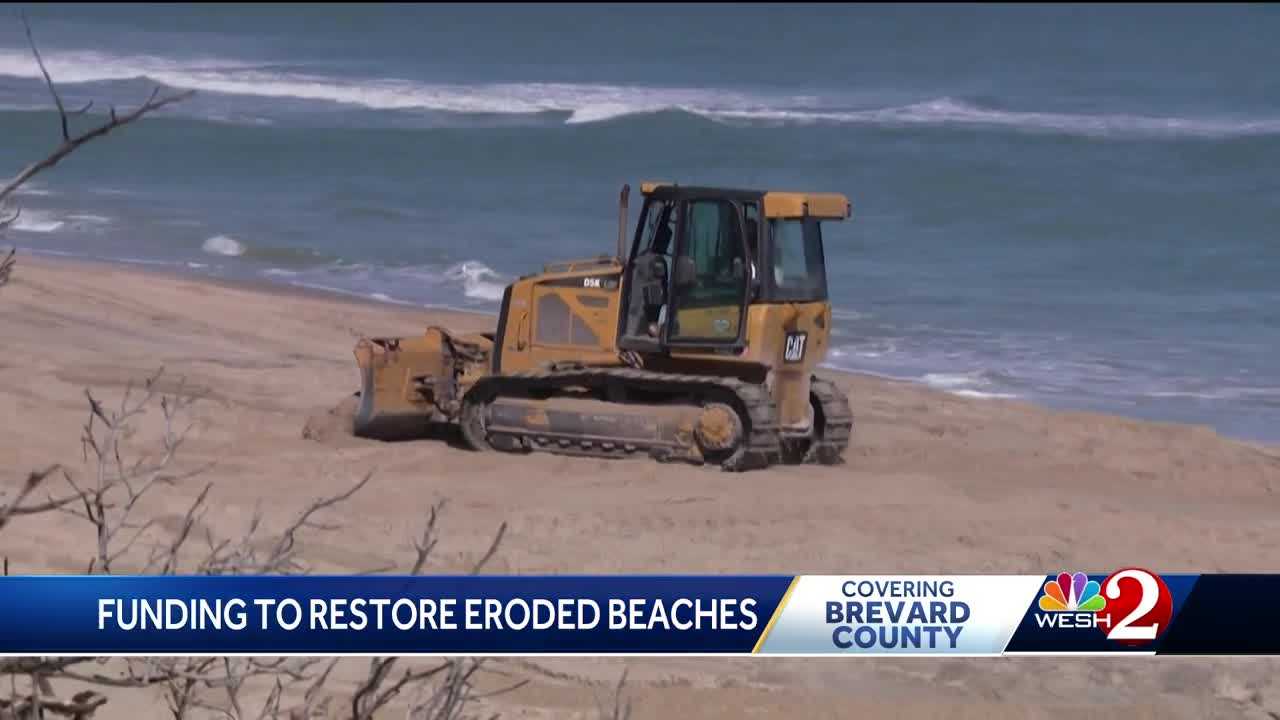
352 182 853 471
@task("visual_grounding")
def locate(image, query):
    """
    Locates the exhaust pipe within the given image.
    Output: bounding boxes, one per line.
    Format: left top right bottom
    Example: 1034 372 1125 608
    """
617 183 630 262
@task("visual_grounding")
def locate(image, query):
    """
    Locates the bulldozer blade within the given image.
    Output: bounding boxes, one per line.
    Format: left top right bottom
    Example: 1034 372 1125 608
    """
352 336 443 439
350 329 493 440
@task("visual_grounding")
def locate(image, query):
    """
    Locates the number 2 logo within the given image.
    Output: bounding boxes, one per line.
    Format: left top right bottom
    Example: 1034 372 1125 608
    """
1097 567 1174 645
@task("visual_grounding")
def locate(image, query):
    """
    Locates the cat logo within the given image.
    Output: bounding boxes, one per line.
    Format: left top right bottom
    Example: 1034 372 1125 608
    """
783 332 808 363
582 277 602 288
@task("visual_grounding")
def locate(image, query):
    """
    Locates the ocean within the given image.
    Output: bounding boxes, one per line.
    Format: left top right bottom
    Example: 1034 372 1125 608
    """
2 4 1278 440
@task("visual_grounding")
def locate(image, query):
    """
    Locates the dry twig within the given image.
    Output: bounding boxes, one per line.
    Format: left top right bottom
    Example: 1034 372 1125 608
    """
3 368 517 719
0 14 194 208
0 248 14 287
594 669 633 720
0 14 194 287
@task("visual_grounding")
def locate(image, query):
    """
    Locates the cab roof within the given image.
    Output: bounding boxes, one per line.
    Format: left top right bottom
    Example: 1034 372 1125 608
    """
639 181 851 220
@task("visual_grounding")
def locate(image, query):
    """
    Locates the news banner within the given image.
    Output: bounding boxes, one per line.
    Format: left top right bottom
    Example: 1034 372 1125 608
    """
1 570 1276 656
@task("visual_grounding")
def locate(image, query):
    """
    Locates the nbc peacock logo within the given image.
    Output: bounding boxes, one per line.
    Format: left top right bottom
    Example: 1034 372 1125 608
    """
1039 572 1106 613
1033 571 1110 630
1033 568 1174 644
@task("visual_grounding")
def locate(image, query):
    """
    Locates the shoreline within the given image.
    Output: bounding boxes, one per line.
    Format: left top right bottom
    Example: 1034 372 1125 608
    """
14 248 1275 451
15 247 499 321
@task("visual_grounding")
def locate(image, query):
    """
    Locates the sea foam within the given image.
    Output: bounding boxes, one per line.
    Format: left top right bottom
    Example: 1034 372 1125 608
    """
201 234 246 257
9 210 64 233
444 260 507 302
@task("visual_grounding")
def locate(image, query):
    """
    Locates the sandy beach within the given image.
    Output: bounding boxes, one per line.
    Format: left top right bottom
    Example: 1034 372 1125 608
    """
4 251 1280 719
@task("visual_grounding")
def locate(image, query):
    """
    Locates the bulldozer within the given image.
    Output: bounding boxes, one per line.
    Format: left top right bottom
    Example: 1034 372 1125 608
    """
351 182 853 471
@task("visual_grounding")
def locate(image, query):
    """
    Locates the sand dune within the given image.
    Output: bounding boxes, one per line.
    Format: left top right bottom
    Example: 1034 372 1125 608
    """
3 253 1279 718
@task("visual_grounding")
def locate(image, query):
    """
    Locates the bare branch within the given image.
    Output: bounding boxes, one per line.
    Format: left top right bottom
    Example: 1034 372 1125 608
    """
407 659 494 720
0 464 66 531
151 482 212 575
22 12 69 141
0 247 14 287
471 521 507 575
0 87 195 206
351 657 397 720
0 658 94 677
0 16 195 210
411 501 445 575
0 689 107 719
359 658 493 720
221 658 244 720
259 472 374 574
0 364 522 720
0 16 192 293
594 668 633 720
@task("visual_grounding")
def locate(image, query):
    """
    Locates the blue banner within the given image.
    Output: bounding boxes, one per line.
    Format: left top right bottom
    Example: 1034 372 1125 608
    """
3 572 1279 656
0 575 792 654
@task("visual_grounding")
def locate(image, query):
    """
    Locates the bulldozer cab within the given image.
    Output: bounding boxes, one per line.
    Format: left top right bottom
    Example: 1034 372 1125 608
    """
618 184 840 355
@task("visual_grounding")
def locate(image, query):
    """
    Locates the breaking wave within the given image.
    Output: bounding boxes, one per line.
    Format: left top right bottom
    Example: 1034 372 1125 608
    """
10 184 53 197
8 210 64 233
708 98 1280 138
201 234 246 256
444 261 506 302
2 48 1277 138
242 259 509 309
64 213 112 224
0 48 754 119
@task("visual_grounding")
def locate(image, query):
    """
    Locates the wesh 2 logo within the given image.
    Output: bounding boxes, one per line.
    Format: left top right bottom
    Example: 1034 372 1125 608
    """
1035 568 1173 645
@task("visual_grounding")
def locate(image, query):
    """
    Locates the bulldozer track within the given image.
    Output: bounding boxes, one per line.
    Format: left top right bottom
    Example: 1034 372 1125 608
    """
805 376 853 465
462 366 782 471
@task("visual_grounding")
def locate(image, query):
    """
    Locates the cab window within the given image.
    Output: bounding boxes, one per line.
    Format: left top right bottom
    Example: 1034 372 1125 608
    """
767 218 828 302
669 199 747 343
636 199 677 257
